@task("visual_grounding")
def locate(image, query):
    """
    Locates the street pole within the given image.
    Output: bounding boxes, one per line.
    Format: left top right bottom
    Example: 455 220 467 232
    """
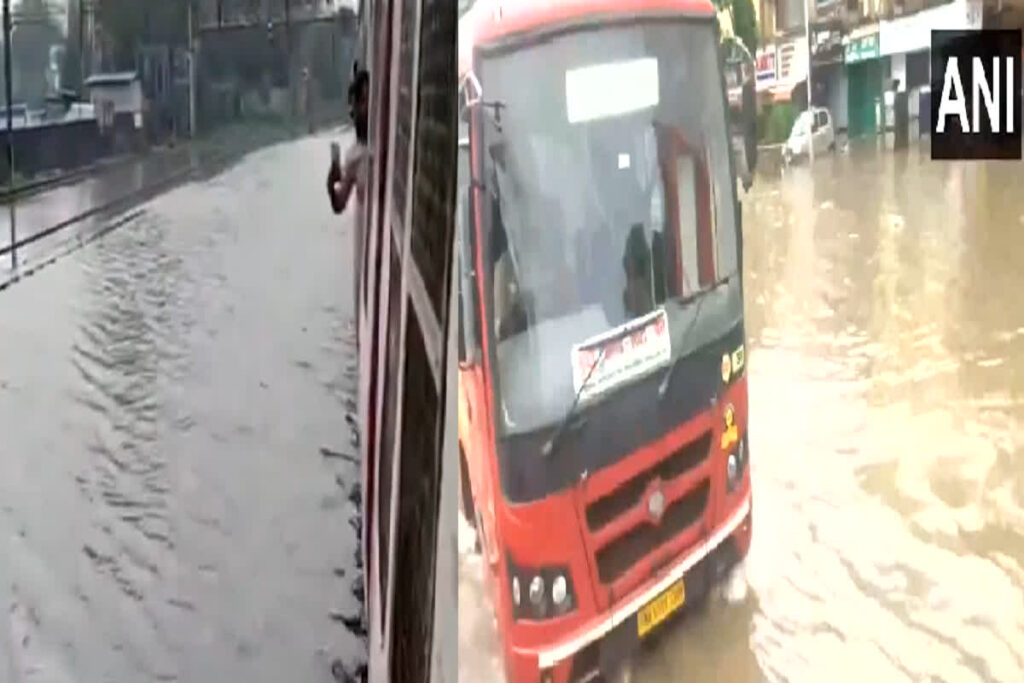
3 0 15 273
804 0 814 163
77 0 84 88
188 0 196 138
285 0 293 121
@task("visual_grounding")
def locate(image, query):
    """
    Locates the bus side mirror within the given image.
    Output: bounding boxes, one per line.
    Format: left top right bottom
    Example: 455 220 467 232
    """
457 234 481 366
457 257 467 363
742 81 757 180
457 136 480 365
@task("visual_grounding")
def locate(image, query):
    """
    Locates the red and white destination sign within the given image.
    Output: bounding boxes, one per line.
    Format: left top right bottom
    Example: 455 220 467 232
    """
571 308 671 404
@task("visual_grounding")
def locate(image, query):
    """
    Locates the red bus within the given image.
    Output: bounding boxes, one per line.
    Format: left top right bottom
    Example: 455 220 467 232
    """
353 0 457 680
456 1 756 681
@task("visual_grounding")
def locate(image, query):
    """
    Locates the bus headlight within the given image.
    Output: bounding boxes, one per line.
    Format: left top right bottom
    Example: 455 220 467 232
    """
529 576 545 606
552 575 568 606
727 436 749 492
507 558 576 620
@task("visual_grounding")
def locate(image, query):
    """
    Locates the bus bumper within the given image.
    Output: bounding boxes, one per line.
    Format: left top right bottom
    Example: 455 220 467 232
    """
506 492 752 683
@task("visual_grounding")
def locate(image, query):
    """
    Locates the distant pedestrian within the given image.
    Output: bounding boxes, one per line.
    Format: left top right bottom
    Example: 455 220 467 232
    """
302 66 313 133
326 68 370 311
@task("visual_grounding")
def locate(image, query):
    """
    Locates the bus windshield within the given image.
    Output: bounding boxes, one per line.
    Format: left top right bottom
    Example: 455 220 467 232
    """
476 19 742 436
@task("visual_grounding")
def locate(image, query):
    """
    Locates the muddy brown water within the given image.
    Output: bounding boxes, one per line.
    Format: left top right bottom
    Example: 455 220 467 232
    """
459 142 1024 682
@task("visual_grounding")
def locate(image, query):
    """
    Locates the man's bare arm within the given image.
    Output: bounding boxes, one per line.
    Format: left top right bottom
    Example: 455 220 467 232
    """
333 175 356 214
327 161 357 215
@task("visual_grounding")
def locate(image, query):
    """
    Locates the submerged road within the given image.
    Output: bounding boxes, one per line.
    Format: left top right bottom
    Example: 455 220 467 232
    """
459 142 1024 682
1 130 364 682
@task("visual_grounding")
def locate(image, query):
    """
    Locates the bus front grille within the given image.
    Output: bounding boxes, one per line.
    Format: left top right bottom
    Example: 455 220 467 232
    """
585 432 711 532
594 479 710 585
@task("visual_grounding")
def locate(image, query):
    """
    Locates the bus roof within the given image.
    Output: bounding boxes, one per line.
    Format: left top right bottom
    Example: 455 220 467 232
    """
459 0 716 75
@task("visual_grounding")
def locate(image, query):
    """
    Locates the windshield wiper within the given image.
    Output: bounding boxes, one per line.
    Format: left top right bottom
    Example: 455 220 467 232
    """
542 347 606 460
657 272 736 401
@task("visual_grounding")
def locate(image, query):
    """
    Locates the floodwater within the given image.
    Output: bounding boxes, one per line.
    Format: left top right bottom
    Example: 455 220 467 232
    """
1 131 365 682
458 141 1024 682
0 125 299 286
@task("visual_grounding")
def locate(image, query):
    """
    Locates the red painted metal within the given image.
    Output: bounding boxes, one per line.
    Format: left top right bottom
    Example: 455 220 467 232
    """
460 0 715 74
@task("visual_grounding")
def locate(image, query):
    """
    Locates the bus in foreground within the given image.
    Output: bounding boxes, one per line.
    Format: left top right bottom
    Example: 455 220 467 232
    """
456 1 756 681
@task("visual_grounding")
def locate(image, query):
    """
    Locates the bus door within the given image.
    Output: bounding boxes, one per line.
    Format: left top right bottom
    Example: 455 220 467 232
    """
656 123 718 295
456 97 501 573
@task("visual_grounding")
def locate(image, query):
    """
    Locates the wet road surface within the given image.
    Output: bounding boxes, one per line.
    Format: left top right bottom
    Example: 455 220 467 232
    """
0 123 303 286
459 141 1024 682
2 130 364 682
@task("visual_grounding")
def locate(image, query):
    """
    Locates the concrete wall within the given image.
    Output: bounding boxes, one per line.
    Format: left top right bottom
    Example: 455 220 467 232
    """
0 119 112 183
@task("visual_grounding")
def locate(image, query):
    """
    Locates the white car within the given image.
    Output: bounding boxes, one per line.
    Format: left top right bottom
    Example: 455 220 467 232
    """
784 106 836 163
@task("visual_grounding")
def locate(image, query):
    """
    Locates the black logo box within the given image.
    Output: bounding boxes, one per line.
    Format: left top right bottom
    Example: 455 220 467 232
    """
931 30 1022 160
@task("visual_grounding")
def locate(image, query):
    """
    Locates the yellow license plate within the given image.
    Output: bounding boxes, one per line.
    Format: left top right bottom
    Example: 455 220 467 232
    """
637 580 685 638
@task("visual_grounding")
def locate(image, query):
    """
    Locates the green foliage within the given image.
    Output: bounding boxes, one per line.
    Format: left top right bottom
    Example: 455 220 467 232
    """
730 0 758 55
718 0 757 55
758 103 797 144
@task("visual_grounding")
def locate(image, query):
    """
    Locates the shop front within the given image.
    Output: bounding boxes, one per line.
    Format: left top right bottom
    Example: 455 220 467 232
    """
844 26 881 139
810 20 846 132
879 0 983 135
770 36 809 104
755 45 777 99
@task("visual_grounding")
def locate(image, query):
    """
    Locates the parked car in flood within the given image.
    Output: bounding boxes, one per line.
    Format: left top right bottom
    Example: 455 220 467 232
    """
784 106 835 163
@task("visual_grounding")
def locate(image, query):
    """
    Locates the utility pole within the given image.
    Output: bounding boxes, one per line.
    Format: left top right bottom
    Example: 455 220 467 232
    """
78 0 84 87
3 0 15 274
803 0 814 163
285 0 293 120
187 0 196 137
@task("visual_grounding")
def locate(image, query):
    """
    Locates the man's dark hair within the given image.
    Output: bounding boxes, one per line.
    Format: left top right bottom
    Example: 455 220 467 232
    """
349 69 369 105
623 224 651 277
350 69 370 143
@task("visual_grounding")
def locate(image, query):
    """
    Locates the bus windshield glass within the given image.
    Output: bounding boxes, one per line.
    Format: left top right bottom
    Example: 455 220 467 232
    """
477 19 742 436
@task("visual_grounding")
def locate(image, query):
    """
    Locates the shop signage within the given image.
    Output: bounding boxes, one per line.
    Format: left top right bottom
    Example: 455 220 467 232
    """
767 39 808 100
845 34 879 64
814 0 843 20
811 27 844 64
776 39 808 84
879 0 983 56
755 47 777 89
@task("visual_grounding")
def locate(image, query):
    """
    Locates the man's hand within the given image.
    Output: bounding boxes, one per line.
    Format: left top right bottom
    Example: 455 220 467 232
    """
327 160 353 215
327 160 342 212
328 142 364 216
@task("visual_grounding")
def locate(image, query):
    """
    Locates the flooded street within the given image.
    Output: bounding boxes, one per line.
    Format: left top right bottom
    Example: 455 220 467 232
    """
459 142 1024 682
0 124 301 287
1 131 364 682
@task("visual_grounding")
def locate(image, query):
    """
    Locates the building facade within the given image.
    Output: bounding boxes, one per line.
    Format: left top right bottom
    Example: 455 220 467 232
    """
752 0 996 142
197 0 348 29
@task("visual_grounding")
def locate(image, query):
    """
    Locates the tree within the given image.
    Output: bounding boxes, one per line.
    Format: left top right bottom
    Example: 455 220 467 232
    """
62 0 83 92
96 0 188 70
730 0 758 55
714 0 758 55
9 0 64 105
